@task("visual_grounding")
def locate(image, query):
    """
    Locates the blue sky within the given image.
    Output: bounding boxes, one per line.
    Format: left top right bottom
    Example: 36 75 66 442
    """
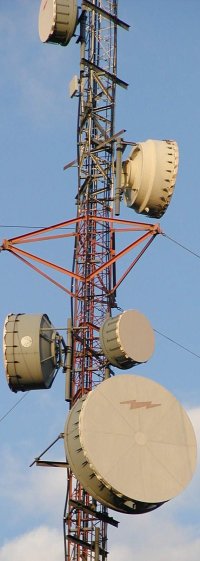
0 1 200 560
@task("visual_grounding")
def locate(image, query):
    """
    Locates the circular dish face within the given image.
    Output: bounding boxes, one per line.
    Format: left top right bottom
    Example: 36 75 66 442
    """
78 375 197 504
118 310 155 363
39 0 56 43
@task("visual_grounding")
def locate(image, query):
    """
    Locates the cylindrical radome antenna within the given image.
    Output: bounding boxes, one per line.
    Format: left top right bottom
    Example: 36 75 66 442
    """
3 313 60 392
100 310 155 369
38 0 78 46
122 139 179 218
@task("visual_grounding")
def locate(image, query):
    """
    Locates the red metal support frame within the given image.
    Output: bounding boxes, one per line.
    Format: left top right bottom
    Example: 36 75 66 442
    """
1 218 161 298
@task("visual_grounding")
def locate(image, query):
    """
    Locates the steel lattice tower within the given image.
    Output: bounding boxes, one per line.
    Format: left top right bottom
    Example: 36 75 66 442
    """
64 2 119 559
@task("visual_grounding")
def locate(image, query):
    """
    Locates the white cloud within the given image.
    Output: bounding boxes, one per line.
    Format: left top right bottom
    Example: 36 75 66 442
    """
0 448 66 525
1 516 198 561
109 510 200 561
0 526 63 561
11 466 66 515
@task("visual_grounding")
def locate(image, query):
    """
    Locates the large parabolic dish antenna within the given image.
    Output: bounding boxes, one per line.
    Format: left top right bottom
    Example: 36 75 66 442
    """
64 374 197 514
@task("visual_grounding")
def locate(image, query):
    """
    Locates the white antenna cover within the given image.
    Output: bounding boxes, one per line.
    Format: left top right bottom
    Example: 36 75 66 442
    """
100 310 155 369
64 374 197 514
38 0 77 46
122 139 179 218
3 313 57 392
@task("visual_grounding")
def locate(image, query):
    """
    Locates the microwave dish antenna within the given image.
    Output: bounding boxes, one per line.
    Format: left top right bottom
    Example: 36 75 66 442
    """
3 313 61 392
122 139 179 218
100 309 155 369
64 374 197 513
38 0 78 46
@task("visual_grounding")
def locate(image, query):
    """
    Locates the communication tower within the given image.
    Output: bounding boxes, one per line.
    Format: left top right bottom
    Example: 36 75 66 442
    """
1 2 197 561
62 3 126 558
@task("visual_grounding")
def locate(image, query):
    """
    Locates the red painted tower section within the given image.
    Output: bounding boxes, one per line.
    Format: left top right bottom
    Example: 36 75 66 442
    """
64 3 120 559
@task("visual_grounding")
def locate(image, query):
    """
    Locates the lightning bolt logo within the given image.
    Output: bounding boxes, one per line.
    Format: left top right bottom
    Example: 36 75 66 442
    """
120 400 161 410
